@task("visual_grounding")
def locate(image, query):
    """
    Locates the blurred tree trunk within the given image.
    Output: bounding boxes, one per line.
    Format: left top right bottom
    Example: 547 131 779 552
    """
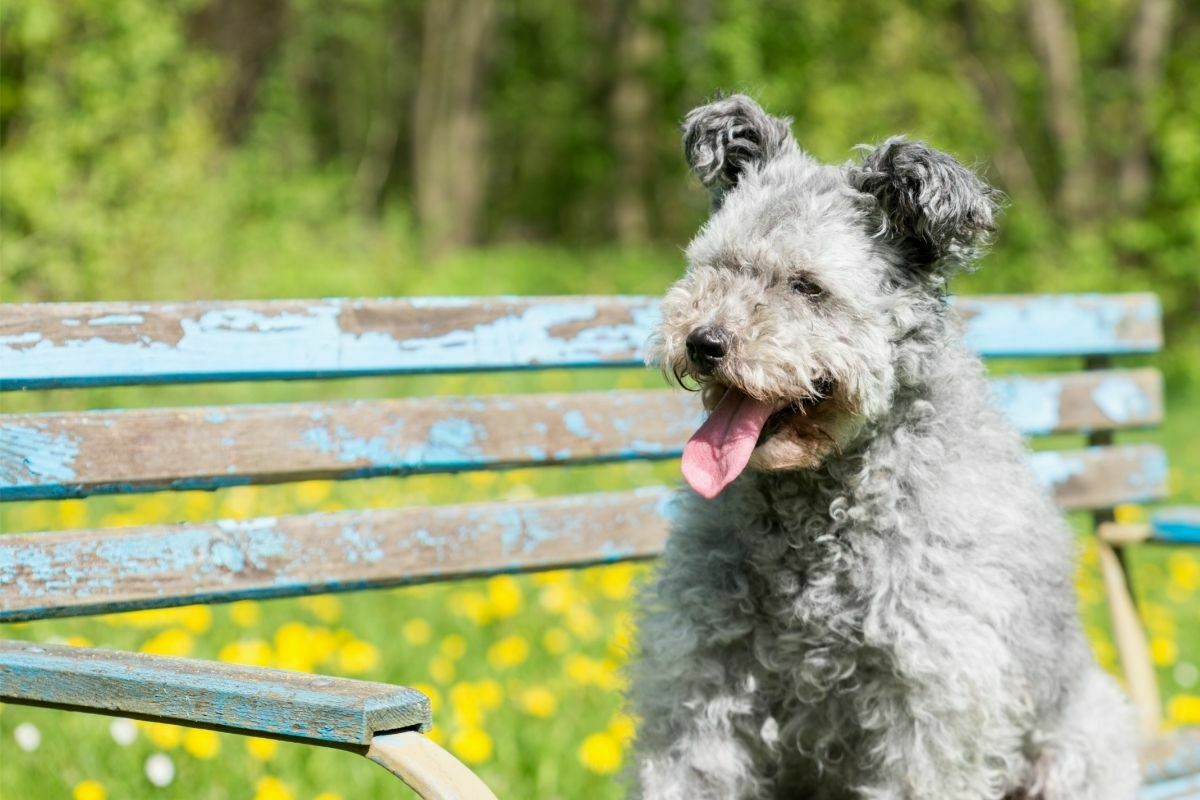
1118 0 1174 211
413 0 497 258
188 0 287 142
610 0 661 245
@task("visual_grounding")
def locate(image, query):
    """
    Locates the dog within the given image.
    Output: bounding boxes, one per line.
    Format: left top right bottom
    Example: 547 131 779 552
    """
629 94 1140 800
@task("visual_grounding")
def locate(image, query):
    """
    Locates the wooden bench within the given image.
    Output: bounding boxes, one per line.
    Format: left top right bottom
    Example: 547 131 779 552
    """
1 293 1197 798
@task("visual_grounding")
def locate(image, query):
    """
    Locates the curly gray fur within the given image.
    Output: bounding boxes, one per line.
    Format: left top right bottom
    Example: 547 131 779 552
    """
629 95 1139 800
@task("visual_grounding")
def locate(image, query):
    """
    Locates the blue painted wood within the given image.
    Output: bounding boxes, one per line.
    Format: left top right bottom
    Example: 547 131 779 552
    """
0 444 1166 622
1142 731 1200 784
1151 507 1200 544
0 487 676 622
1138 772 1200 800
0 640 430 744
1 370 1161 501
0 293 1162 389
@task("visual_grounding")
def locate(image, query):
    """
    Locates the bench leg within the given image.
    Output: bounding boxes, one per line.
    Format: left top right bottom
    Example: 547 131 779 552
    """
1096 538 1163 738
366 731 498 800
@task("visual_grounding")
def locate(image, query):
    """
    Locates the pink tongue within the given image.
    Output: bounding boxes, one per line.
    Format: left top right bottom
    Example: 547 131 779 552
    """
682 387 775 499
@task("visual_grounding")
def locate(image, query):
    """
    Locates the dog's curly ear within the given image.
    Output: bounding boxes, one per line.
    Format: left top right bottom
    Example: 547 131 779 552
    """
850 137 1002 277
683 94 797 206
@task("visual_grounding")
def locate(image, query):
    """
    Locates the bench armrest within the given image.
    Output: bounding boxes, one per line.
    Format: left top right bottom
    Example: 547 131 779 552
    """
0 639 429 745
0 640 496 798
1100 506 1200 545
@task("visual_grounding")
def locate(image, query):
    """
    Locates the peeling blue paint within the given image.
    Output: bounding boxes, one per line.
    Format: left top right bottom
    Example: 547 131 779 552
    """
0 424 80 483
1091 376 1151 424
205 411 229 424
563 410 594 438
88 314 145 326
990 378 1062 435
955 294 1159 356
1029 451 1085 487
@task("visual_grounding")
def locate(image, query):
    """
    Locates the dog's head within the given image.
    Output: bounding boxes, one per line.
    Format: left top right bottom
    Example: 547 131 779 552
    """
653 94 1000 498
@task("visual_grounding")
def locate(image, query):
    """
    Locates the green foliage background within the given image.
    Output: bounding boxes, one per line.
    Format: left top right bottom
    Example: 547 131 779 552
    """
1 1 1197 798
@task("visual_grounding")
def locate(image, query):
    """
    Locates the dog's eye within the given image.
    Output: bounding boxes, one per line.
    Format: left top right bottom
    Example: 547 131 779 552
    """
791 276 823 298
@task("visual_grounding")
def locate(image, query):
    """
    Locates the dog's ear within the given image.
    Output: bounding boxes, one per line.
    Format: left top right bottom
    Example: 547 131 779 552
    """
683 94 797 206
850 137 1001 277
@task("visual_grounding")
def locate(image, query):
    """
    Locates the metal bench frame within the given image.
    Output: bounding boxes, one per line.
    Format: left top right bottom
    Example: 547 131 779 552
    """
2 293 1196 797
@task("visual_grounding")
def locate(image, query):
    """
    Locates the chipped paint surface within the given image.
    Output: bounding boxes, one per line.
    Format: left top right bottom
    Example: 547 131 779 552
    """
0 293 1162 389
0 487 672 622
1091 375 1152 424
0 640 430 744
1152 507 1200 544
990 377 1063 435
0 424 79 483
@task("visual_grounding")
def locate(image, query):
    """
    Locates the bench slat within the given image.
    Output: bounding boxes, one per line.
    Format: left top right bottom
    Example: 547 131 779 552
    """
0 487 674 622
0 640 429 745
0 370 1163 501
0 294 1161 389
0 445 1167 622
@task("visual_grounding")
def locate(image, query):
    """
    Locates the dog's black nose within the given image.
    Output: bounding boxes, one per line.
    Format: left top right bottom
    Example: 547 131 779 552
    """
686 326 730 373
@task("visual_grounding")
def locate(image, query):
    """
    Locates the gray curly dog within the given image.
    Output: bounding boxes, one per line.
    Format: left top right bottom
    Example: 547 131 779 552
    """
629 95 1139 800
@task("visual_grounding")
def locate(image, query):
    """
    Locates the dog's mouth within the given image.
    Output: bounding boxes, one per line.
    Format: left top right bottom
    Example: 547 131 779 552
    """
682 378 838 499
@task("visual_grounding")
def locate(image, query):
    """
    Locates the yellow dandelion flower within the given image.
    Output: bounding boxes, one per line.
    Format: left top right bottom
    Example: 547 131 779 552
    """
519 687 558 718
449 591 492 626
219 640 273 667
246 737 278 761
450 727 493 764
425 724 446 745
450 683 485 727
253 776 294 800
608 612 635 658
72 779 106 800
183 728 220 760
566 604 600 640
429 655 456 684
1113 504 1147 525
299 595 343 624
539 584 572 614
1167 552 1199 592
596 657 626 691
440 634 468 660
64 635 92 648
140 628 195 657
578 731 623 775
59 500 87 528
487 635 529 669
274 622 316 673
412 682 442 713
177 605 212 634
566 654 598 685
1167 694 1200 725
143 722 182 750
229 600 261 628
598 564 636 600
1151 636 1178 667
486 575 523 618
337 639 380 674
473 679 503 710
403 618 432 645
532 569 571 587
294 481 331 506
609 712 636 741
314 793 343 800
543 628 570 655
465 471 497 489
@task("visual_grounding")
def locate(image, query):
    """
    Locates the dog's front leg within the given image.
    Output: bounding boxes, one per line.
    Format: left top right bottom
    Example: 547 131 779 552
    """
628 608 773 800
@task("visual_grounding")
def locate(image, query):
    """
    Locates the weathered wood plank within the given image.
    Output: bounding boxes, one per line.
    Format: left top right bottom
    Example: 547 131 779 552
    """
0 293 1162 389
0 369 1163 501
0 391 703 500
0 640 429 745
989 368 1161 436
0 487 675 622
1141 730 1200 784
0 445 1167 621
1138 773 1200 800
1028 445 1167 512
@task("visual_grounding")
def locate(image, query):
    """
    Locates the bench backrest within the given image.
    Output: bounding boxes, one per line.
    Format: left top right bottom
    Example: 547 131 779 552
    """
0 293 1167 622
